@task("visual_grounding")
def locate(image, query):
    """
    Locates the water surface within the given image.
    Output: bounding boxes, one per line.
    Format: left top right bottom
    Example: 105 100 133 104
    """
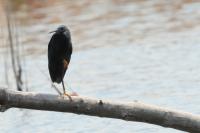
0 1 200 133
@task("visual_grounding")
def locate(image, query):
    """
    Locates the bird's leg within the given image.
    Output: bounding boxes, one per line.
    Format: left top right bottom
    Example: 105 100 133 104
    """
52 83 62 95
62 80 72 101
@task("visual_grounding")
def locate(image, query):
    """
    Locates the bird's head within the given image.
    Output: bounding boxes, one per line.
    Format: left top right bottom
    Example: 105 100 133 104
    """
49 25 69 34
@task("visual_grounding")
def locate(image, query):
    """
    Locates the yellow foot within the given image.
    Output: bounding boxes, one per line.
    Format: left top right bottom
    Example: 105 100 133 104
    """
61 92 72 101
60 92 78 101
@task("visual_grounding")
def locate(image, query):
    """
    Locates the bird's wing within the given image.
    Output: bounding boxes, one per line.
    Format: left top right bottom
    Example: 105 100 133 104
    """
63 41 73 67
61 42 72 79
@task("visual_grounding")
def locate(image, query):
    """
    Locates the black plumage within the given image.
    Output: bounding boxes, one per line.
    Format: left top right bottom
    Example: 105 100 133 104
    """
48 25 72 95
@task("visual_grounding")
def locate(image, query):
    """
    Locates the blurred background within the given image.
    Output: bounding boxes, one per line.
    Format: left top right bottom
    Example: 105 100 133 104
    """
0 0 200 132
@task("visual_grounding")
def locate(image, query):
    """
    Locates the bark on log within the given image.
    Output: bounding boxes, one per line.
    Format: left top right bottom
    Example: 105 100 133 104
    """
0 88 200 133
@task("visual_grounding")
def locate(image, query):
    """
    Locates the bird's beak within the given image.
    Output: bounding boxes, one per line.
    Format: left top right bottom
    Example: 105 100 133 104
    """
49 30 57 34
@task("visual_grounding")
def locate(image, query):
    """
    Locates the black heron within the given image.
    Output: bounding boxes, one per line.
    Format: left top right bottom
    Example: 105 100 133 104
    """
48 25 72 97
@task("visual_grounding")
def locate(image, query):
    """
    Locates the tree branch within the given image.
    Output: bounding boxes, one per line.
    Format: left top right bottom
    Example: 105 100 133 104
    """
0 88 200 132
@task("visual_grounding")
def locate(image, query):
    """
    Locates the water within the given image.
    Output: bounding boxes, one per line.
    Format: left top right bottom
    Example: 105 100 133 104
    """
0 0 200 132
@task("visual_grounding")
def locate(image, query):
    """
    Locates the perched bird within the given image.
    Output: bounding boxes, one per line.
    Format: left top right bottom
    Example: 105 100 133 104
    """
48 25 72 97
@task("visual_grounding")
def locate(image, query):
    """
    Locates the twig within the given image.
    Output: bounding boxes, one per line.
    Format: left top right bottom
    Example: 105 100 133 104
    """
4 1 23 91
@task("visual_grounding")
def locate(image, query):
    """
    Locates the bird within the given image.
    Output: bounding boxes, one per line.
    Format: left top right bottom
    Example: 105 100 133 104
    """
48 25 73 98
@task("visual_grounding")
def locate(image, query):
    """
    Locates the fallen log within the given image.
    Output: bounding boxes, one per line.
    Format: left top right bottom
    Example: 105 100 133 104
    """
0 88 200 132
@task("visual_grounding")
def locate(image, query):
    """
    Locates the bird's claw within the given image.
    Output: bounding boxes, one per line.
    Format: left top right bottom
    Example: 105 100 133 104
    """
62 92 72 101
60 91 78 101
